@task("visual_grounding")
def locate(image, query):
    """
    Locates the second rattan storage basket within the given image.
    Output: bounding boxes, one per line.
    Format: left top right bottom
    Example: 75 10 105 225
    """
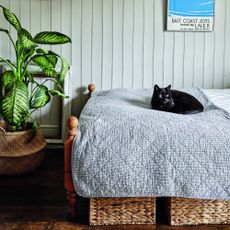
90 197 156 225
166 197 230 225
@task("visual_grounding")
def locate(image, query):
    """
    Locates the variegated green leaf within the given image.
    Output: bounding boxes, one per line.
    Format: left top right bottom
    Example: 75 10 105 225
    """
49 89 69 99
32 54 57 77
36 48 48 54
43 68 56 77
32 55 54 69
22 47 36 62
34 31 71 44
35 49 58 66
18 28 36 49
1 81 29 127
59 56 70 83
30 85 50 109
1 6 21 31
46 54 58 68
48 51 70 82
0 70 15 87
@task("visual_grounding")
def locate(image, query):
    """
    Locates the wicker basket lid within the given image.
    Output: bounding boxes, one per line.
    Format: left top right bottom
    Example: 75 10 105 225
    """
0 128 46 157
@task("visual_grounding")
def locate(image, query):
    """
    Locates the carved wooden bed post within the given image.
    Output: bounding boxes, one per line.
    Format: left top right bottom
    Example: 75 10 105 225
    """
88 83 95 97
64 84 95 220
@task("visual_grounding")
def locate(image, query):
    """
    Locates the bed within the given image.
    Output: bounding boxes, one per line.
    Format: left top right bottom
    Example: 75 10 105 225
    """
64 84 230 225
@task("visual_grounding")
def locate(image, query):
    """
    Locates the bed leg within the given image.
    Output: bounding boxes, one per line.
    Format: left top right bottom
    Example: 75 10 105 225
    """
64 116 78 220
67 191 77 219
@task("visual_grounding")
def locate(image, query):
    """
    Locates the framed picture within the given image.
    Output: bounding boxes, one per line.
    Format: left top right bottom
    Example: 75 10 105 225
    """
167 0 215 31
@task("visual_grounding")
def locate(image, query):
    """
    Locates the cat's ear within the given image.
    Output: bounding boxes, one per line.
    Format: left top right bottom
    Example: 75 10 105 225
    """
154 84 159 91
166 84 171 90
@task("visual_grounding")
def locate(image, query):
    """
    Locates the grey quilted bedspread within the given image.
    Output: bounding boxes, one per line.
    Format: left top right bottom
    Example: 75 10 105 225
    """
72 88 230 199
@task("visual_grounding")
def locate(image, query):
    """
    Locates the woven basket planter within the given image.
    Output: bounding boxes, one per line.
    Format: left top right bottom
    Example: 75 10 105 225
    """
89 197 156 225
166 197 230 225
0 127 46 175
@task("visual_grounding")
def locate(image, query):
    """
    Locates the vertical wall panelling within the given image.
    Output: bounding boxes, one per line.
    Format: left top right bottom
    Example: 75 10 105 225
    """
61 0 72 65
224 0 230 88
92 0 103 90
173 33 185 88
203 31 215 88
102 0 113 90
162 0 175 88
81 0 92 89
112 0 123 89
214 0 225 88
153 0 164 87
122 0 134 88
71 0 82 116
193 33 205 87
163 31 174 87
19 0 30 27
143 0 153 88
183 33 195 88
133 0 144 88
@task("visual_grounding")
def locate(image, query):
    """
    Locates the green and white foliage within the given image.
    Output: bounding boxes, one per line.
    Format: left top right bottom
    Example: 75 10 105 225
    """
0 5 71 131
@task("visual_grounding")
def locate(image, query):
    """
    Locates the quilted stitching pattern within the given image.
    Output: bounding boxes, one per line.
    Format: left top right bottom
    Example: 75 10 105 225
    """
72 88 230 199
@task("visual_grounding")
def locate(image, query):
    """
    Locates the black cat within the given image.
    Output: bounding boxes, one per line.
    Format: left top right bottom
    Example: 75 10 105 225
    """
151 84 204 114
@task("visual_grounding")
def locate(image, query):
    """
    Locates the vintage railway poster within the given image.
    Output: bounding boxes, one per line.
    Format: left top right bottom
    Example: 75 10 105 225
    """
167 0 214 31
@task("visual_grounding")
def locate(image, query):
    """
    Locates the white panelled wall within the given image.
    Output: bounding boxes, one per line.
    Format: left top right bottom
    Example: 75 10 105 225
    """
0 0 230 119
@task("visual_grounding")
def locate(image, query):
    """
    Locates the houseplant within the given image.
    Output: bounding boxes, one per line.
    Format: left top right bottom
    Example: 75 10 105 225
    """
0 5 71 174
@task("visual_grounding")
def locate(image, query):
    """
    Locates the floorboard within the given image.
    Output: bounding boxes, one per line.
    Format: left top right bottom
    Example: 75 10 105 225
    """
0 148 229 230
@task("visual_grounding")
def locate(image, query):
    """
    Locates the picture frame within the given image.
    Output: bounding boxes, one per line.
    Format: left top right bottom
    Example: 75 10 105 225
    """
167 0 215 32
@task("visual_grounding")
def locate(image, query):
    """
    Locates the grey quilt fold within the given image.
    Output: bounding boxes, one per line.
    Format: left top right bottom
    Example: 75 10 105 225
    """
72 88 230 199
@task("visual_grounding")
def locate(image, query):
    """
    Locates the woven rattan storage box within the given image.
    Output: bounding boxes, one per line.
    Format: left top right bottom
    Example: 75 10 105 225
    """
166 197 230 225
89 197 156 225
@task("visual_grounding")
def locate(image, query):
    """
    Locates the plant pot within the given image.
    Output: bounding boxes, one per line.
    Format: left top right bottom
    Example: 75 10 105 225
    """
0 127 46 175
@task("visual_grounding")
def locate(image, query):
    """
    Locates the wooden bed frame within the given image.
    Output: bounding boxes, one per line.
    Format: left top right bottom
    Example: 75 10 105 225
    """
64 84 95 219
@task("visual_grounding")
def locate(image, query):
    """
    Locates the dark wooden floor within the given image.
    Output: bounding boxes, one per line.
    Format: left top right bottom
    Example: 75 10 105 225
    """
0 148 230 230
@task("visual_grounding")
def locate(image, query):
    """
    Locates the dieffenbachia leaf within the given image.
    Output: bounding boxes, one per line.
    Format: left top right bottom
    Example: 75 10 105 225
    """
22 47 36 62
1 6 21 31
59 56 70 83
35 49 58 66
48 51 70 82
36 48 48 54
34 31 71 45
18 28 36 49
32 54 57 77
30 85 51 109
32 55 54 69
43 68 56 77
0 70 15 87
1 81 29 127
49 89 69 99
46 54 58 68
